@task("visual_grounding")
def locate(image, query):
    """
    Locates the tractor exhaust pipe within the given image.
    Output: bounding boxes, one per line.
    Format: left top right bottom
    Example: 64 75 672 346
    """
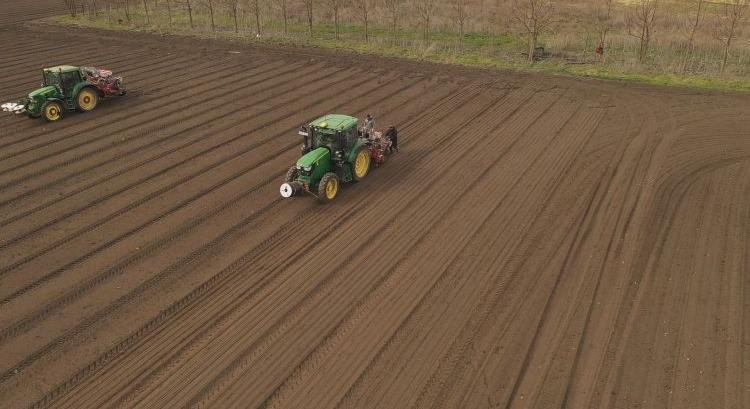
280 182 303 198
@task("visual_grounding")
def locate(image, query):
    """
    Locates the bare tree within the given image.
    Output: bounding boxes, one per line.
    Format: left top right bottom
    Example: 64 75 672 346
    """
354 0 370 41
142 0 150 24
511 0 556 63
206 0 216 31
593 0 613 63
228 0 240 32
453 0 468 48
64 0 78 17
124 0 131 22
416 0 436 43
626 0 658 63
276 0 288 34
328 0 342 39
186 0 195 28
304 0 314 37
713 0 748 73
165 0 172 26
684 0 705 54
383 0 401 44
253 0 261 35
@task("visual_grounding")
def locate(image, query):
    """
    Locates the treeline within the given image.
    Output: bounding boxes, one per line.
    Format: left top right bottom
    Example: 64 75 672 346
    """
61 0 749 75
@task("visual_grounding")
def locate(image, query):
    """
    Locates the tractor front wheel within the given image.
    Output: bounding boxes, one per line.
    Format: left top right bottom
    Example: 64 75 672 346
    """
352 146 371 182
76 88 99 112
318 172 339 203
42 101 63 122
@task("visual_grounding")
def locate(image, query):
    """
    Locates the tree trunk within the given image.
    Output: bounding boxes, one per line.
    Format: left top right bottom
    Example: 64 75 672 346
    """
142 0 150 24
124 0 131 22
334 6 339 39
721 19 736 73
282 0 288 34
254 0 261 34
392 14 397 45
207 0 215 31
528 32 536 62
361 0 368 41
165 0 172 26
186 0 193 28
232 3 238 32
306 0 313 37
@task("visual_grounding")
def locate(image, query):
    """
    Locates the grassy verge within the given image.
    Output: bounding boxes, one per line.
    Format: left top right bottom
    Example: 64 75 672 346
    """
42 14 750 92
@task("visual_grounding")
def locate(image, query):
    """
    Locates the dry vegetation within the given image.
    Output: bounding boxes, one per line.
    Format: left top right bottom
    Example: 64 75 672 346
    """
60 0 749 84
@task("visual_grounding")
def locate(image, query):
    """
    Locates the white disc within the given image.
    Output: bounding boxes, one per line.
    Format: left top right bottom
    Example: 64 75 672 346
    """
280 183 293 198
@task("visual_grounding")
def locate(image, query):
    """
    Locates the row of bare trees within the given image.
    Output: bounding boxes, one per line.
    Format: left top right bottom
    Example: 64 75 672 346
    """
623 0 747 71
68 0 749 69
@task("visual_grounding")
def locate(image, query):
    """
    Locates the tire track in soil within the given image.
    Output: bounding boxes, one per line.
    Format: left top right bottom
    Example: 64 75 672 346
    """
0 58 273 209
0 49 254 142
2 7 750 409
0 48 163 100
259 88 569 409
0 52 225 143
24 83 482 409
0 67 386 339
178 88 518 409
0 62 343 270
0 58 292 181
329 97 607 409
0 74 454 394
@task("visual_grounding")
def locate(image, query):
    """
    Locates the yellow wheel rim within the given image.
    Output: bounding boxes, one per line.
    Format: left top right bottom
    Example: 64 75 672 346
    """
45 104 61 121
354 150 370 178
78 89 97 111
325 178 338 199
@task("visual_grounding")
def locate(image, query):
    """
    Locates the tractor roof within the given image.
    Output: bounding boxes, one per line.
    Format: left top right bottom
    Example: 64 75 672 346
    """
310 114 358 131
43 65 79 73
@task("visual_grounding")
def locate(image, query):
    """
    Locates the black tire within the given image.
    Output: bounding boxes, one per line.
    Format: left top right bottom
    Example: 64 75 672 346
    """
42 101 63 122
317 172 340 203
285 165 299 183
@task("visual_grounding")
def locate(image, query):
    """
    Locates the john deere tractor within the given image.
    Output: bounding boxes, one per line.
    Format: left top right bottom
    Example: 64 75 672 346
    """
280 114 373 203
1 65 125 122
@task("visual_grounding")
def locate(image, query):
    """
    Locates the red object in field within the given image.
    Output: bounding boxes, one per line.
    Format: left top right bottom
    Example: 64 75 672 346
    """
81 66 126 96
367 130 391 167
370 145 385 167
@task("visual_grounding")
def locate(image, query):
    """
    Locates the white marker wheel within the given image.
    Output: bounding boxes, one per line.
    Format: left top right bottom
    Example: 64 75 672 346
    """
280 183 294 198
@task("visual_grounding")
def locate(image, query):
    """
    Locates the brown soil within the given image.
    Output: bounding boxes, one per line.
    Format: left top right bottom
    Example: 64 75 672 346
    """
1 3 749 409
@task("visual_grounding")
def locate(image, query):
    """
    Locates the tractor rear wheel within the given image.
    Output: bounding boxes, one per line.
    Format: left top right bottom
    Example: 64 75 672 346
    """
318 172 339 203
76 87 99 112
352 146 371 182
285 165 299 183
42 101 63 122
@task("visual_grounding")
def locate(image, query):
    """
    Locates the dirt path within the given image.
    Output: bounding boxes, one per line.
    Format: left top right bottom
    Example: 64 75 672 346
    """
0 4 749 409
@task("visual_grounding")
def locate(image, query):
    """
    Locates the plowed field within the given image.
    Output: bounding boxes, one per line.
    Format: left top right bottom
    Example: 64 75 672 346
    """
1 3 750 409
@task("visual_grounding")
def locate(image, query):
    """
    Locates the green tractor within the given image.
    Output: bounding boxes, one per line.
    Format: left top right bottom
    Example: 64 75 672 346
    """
1 65 126 122
280 114 380 203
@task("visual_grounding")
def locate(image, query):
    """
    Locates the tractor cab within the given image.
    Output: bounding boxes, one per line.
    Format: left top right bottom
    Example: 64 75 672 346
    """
301 114 358 156
42 66 82 110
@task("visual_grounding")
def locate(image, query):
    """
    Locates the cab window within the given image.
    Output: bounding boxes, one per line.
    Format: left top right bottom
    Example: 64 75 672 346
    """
44 71 60 86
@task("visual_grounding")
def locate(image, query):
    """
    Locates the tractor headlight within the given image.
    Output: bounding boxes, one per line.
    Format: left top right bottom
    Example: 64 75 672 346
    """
303 166 312 172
